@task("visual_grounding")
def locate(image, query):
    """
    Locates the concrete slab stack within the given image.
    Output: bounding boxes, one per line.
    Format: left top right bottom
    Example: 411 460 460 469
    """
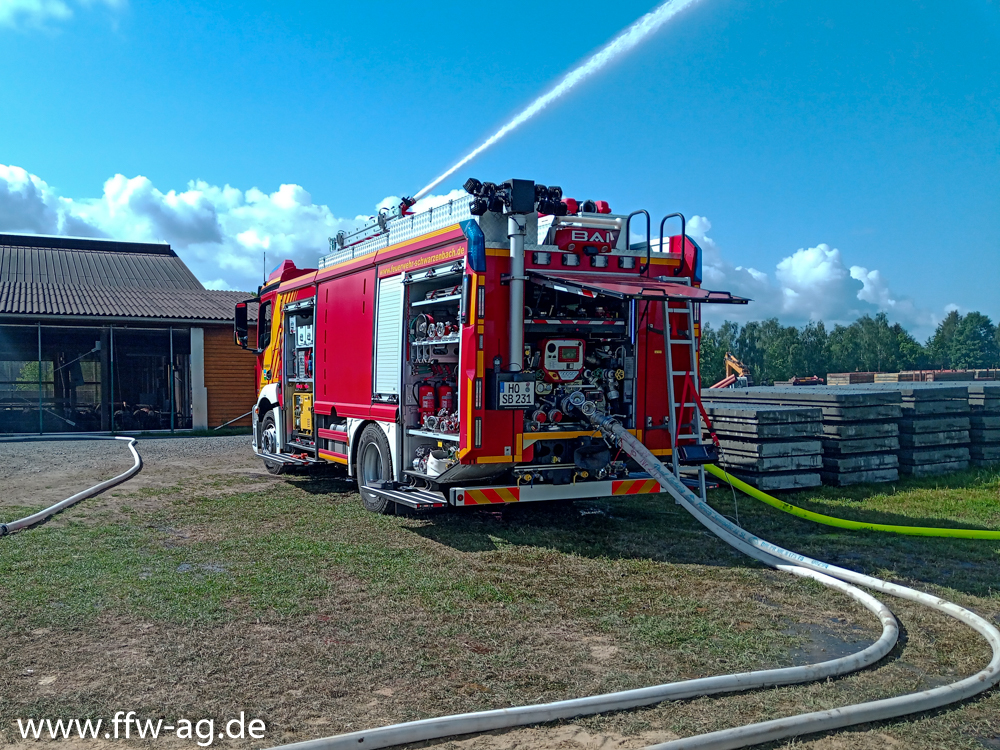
890 385 971 477
701 387 902 486
702 403 824 491
968 382 1000 467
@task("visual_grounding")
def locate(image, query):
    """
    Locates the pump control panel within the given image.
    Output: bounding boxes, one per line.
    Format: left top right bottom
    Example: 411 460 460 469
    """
541 338 585 382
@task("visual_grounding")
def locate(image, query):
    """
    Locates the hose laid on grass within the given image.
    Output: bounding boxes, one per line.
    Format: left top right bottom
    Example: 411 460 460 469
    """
264 434 901 749
266 417 999 750
0 436 142 535
602 423 1000 750
267 567 898 750
705 463 1000 540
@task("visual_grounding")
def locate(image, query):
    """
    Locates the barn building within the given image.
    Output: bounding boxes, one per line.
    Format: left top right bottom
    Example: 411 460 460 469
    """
0 233 258 434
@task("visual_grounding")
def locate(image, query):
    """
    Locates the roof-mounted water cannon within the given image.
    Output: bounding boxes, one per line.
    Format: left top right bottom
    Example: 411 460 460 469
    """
329 195 415 254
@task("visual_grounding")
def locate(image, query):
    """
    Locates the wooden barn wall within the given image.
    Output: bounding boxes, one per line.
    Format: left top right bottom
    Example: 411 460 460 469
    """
204 324 257 428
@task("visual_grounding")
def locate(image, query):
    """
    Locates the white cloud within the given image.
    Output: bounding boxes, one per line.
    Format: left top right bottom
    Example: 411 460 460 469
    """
0 164 61 232
0 163 946 338
689 215 939 338
202 278 234 291
64 173 363 291
0 0 124 28
0 163 465 293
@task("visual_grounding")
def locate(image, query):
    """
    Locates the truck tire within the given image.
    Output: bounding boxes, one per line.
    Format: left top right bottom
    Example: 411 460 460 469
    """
356 423 395 514
260 412 285 475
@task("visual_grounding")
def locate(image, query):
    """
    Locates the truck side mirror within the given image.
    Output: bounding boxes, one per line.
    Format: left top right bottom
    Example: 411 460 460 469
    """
234 302 249 348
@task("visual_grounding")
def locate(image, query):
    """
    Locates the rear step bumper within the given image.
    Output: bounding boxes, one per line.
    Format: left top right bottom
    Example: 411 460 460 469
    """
368 483 448 510
448 473 713 506
258 450 317 466
451 477 662 506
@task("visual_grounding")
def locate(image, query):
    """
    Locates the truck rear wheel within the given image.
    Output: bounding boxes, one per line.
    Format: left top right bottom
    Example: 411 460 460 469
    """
356 424 395 514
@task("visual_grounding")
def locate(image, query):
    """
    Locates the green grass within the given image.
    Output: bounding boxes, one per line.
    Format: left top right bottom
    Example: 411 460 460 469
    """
765 466 1000 529
0 463 998 748
709 467 1000 599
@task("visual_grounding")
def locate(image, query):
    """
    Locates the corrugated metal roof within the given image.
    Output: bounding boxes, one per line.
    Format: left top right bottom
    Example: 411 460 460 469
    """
0 282 257 322
0 233 203 289
0 233 258 322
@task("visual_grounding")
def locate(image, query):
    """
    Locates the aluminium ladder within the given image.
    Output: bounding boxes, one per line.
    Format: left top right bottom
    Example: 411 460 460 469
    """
661 275 710 503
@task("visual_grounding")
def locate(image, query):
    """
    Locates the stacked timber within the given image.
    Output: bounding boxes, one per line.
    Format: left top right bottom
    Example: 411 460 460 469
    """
827 372 876 385
702 402 823 491
921 371 977 382
874 372 920 383
969 382 1000 467
701 387 902 486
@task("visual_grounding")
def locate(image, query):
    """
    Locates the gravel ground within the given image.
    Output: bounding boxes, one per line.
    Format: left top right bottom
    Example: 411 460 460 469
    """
0 435 260 515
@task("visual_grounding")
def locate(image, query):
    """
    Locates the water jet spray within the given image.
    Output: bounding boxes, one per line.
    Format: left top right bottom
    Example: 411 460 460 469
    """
413 0 704 200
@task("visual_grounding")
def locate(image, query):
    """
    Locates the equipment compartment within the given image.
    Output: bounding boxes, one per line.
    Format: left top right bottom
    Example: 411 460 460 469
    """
519 284 634 433
401 261 465 479
284 300 316 449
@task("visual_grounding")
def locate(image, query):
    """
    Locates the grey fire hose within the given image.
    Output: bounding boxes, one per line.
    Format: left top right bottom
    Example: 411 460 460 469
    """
0 436 142 535
265 410 999 750
600 419 1000 749
268 571 896 750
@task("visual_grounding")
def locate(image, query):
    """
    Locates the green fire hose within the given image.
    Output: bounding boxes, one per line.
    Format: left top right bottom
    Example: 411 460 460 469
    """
705 464 1000 540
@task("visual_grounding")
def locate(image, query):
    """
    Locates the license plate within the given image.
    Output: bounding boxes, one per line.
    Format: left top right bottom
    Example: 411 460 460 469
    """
498 380 535 409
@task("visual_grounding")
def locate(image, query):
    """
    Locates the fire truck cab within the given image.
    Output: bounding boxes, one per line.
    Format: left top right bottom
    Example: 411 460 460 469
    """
234 178 747 512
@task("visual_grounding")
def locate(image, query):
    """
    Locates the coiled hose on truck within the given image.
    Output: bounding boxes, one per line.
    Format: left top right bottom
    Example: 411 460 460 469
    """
705 463 1000 540
264 414 1000 750
0 436 142 535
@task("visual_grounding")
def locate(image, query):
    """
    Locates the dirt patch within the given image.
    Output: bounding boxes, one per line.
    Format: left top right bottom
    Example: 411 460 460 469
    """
416 724 681 749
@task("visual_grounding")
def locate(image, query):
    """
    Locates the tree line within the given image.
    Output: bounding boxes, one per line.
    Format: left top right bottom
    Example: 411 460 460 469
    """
700 310 1000 387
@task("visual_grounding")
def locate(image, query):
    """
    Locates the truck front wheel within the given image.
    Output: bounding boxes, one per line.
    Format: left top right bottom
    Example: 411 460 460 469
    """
260 412 285 475
356 424 395 514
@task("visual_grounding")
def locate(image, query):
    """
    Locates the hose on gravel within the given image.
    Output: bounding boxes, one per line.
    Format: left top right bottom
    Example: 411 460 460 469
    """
0 436 143 535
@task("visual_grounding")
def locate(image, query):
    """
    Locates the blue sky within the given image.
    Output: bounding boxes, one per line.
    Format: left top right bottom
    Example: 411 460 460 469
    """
1 0 998 339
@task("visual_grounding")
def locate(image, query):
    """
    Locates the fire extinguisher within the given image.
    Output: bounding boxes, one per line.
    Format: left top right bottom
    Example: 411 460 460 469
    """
437 383 455 413
417 383 437 419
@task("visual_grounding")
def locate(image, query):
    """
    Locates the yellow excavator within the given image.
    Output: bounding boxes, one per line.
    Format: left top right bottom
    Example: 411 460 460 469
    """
710 352 752 388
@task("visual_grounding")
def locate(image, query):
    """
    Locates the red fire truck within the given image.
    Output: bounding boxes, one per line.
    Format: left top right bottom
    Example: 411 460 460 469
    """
234 178 747 513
